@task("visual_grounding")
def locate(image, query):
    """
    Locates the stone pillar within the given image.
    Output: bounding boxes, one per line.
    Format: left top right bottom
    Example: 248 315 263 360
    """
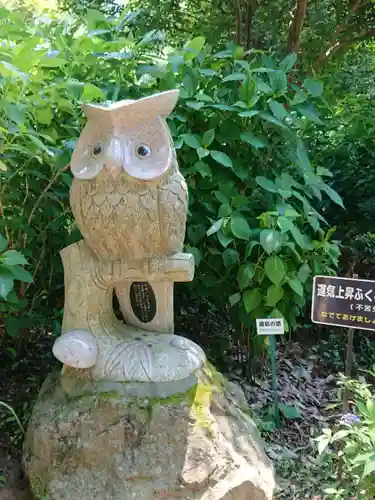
23 90 275 499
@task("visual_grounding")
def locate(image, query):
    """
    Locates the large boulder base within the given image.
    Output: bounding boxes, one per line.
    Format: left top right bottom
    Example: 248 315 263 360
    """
24 365 275 499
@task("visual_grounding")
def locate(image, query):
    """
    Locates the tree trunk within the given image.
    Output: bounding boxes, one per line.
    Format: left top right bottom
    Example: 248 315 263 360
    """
245 0 257 49
287 0 309 54
234 0 242 45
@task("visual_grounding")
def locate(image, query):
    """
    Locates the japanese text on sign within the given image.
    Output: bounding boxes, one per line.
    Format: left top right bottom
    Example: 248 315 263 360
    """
256 318 284 336
312 276 375 331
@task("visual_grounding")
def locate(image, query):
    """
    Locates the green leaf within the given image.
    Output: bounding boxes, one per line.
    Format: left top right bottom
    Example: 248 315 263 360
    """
259 112 288 129
260 229 282 254
28 135 54 157
35 107 53 125
9 265 33 283
184 36 206 61
202 129 215 148
269 99 289 121
197 147 210 159
277 216 294 232
207 218 223 236
185 246 201 267
295 139 312 173
290 224 305 248
288 277 304 296
279 403 301 420
296 104 323 124
200 68 217 76
210 150 233 168
363 458 375 478
0 234 8 253
298 263 311 283
222 248 239 268
331 429 350 442
181 134 201 149
240 132 266 149
303 78 324 97
231 216 251 240
82 83 105 100
320 183 345 209
1 250 28 266
222 72 246 82
217 231 233 248
0 267 14 299
229 293 241 307
243 288 262 313
238 110 260 118
266 285 284 307
268 70 287 93
351 452 375 465
237 264 254 290
240 75 256 105
186 101 205 110
256 176 277 193
308 216 319 232
218 204 232 217
264 255 286 285
0 61 28 81
195 161 211 178
279 52 297 72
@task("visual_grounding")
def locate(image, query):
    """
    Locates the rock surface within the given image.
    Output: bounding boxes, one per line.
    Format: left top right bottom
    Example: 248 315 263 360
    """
24 365 275 500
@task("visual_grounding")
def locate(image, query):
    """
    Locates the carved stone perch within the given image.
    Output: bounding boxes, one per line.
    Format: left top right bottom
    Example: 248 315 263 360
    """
53 240 205 382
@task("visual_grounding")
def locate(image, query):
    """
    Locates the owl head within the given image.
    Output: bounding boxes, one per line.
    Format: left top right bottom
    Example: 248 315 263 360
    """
70 89 179 182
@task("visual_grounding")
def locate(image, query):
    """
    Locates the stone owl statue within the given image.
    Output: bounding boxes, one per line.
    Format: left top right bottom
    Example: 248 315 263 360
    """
70 89 187 262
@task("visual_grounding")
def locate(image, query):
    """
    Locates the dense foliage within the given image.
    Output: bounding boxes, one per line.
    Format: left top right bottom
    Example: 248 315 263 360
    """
317 375 375 498
0 6 346 353
1 2 375 499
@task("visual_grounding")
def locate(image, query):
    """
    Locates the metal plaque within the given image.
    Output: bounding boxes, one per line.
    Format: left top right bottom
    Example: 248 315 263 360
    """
129 281 157 323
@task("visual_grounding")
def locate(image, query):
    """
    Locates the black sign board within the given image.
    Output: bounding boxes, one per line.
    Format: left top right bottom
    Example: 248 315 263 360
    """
129 281 157 323
312 275 375 331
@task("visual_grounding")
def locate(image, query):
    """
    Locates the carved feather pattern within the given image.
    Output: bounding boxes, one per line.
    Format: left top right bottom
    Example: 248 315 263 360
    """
71 161 188 262
158 166 188 254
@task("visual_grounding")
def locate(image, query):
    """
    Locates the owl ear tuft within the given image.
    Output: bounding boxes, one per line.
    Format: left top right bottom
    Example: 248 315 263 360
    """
81 103 108 120
136 90 180 118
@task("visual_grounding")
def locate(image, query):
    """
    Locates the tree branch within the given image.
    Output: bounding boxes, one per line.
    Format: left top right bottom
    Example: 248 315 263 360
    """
314 0 364 70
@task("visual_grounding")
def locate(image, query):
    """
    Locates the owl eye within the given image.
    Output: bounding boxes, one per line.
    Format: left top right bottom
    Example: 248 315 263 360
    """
135 144 151 159
92 144 103 157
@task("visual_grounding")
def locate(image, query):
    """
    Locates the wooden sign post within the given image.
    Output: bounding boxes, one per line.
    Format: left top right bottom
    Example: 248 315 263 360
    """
312 274 375 410
256 318 285 428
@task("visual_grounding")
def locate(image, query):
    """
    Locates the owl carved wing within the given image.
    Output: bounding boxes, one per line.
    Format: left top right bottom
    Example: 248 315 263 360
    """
158 167 188 255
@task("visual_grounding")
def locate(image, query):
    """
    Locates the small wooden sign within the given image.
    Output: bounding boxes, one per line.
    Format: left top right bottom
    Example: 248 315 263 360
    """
312 275 375 331
256 318 284 336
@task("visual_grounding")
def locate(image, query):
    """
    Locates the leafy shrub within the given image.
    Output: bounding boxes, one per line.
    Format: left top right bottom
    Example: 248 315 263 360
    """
0 7 163 339
0 7 342 352
161 42 342 337
316 375 375 499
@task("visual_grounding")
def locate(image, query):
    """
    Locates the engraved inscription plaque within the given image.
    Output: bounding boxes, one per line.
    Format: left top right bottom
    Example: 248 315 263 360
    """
129 282 157 323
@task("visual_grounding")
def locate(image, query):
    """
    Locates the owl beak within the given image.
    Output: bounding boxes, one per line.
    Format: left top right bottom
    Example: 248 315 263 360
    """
104 164 122 180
